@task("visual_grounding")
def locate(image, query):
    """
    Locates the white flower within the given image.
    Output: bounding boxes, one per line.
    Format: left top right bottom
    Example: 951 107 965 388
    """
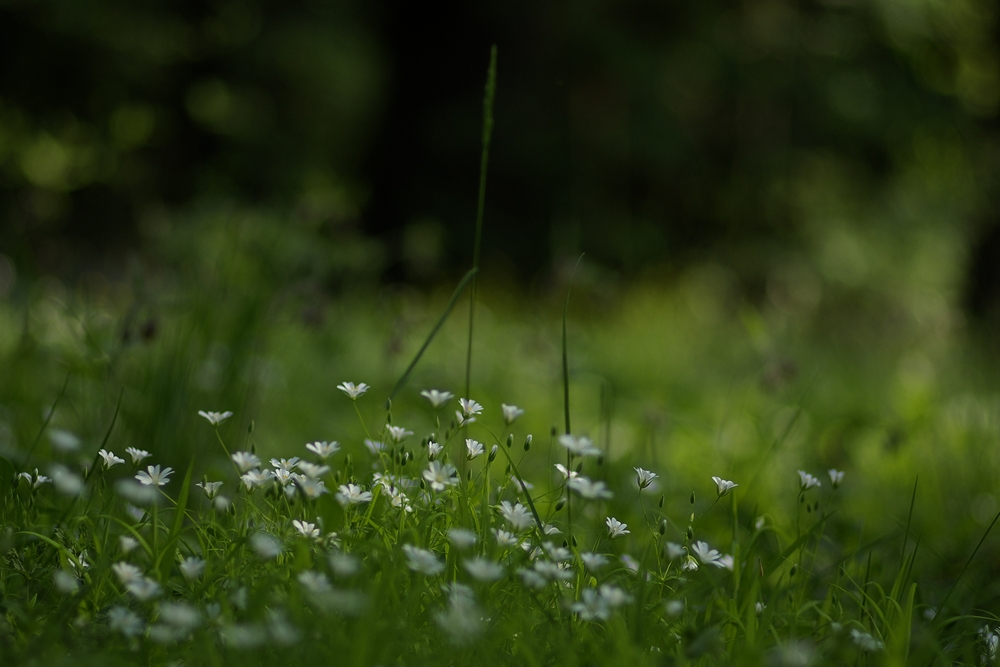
755 602 766 616
572 588 610 621
423 461 458 492
241 469 274 490
296 461 330 479
691 541 727 568
829 468 845 489
328 552 360 577
797 470 821 490
542 542 571 562
250 533 282 560
403 545 444 575
335 483 372 506
108 606 144 637
98 449 125 469
495 529 519 548
112 562 143 584
665 542 685 560
501 404 525 424
553 463 578 481
337 382 369 399
606 517 630 538
386 425 413 443
533 560 573 581
197 410 233 426
435 583 484 644
665 600 685 617
455 411 476 427
427 441 443 460
297 570 332 595
542 523 562 535
364 439 385 455
620 554 640 573
119 536 139 554
135 465 173 487
125 447 151 465
272 468 297 486
293 520 321 539
49 429 80 452
682 556 699 571
388 487 413 512
125 576 162 601
718 554 735 571
568 476 613 500
296 478 328 499
850 629 885 652
196 481 223 499
421 389 454 408
499 500 534 531
50 465 84 496
558 434 601 457
18 468 50 489
458 398 484 417
231 451 260 473
179 557 206 581
712 476 738 497
270 457 300 471
306 441 340 459
634 467 657 490
448 528 477 550
465 439 485 460
581 552 609 571
463 557 504 582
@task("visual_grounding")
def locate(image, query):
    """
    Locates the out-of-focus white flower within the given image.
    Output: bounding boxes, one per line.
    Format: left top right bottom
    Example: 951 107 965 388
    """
337 382 369 399
293 520 321 539
712 476 738 497
448 528 477 550
112 562 143 584
533 560 573 581
179 557 206 581
388 486 413 512
435 582 484 644
108 607 144 637
829 469 845 489
195 480 223 499
335 483 372 506
620 554 640 573
665 542 685 560
543 542 572 561
718 554 735 571
250 533 282 560
427 441 443 460
850 629 885 652
386 425 413 443
458 398 484 417
230 452 260 473
241 469 274 490
665 600 685 617
634 467 658 490
464 557 504 582
306 441 340 459
581 552 609 571
465 439 485 460
296 461 330 479
53 570 79 595
403 545 444 575
756 601 766 616
606 517 630 538
499 500 534 531
554 463 578 480
328 552 360 578
559 434 601 458
49 429 80 453
568 476 613 500
495 529 519 548
501 404 525 424
423 461 458 492
119 536 139 554
17 468 50 489
50 464 84 496
572 588 610 621
98 449 125 469
455 411 476 427
197 411 233 426
691 541 728 568
125 447 151 465
421 389 454 408
364 439 385 455
797 470 821 490
296 478 328 499
126 576 162 601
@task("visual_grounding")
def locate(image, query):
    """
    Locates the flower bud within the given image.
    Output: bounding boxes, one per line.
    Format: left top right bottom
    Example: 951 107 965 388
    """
488 445 499 463
523 435 532 451
690 492 696 505
506 434 513 448
658 495 665 509
554 498 565 512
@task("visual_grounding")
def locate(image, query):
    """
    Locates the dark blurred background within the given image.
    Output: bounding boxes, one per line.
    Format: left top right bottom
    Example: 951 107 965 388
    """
1 0 1000 315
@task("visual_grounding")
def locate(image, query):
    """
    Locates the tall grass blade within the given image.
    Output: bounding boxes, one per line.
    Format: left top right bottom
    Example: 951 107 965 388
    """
562 254 584 435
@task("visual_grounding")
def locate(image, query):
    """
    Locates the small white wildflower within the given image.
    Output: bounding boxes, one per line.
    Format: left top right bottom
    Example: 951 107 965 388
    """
568 476 613 500
112 562 143 584
364 439 385 455
125 447 151 465
53 570 80 595
427 440 443 460
179 557 206 581
297 570 332 595
534 560 573 581
465 439 485 460
108 606 144 637
558 434 601 457
691 541 726 567
196 480 223 499
665 542 685 560
554 463 579 480
519 568 548 589
543 542 572 561
250 533 282 560
665 600 685 617
581 552 609 571
463 557 504 582
241 469 274 490
572 588 610 621
620 554 640 573
495 529 519 548
386 425 414 443
499 500 534 531
17 468 51 489
448 528 477 550
305 441 340 459
403 545 444 575
850 628 885 652
328 552 360 577
197 410 233 426
421 389 454 408
435 583 484 644
599 584 632 608
423 461 458 492
797 470 821 490
293 520 321 539
125 576 162 601
272 468 297 486
501 404 524 424
829 468 845 489
50 464 84 496
49 429 80 453
755 602 766 616
634 467 658 490
712 476 738 497
682 555 699 571
455 410 476 427
542 523 562 535
119 535 139 554
606 517 630 538
718 554 735 570
270 457 300 471
98 449 125 469
159 602 201 630
388 486 413 512
337 382 369 399
296 478 328 499
296 461 330 479
230 451 260 473
335 483 373 506
458 398 484 417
